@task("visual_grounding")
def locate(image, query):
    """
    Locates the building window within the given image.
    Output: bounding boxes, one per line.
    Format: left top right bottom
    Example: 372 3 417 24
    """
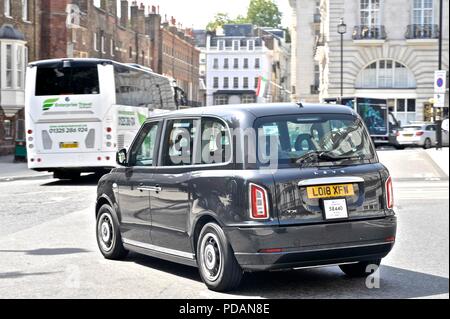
223 58 229 69
218 40 225 51
213 58 219 69
101 35 106 53
213 77 219 88
129 46 133 58
243 77 249 89
243 58 249 69
214 95 228 105
233 77 239 89
5 44 12 88
413 0 434 25
110 39 114 56
242 95 256 104
254 77 259 89
356 60 416 89
255 58 260 69
233 58 239 69
3 120 12 138
22 0 29 21
223 77 229 89
4 0 11 17
17 46 23 88
233 40 240 51
360 0 381 28
93 33 98 51
247 40 255 51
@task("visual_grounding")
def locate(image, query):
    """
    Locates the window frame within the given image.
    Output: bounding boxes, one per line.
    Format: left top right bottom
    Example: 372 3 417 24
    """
412 0 434 25
127 121 163 168
22 0 29 21
360 0 382 28
154 116 233 168
4 0 11 17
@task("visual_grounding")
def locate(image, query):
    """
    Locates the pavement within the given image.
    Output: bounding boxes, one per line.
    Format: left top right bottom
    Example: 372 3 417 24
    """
0 156 51 182
0 148 448 299
377 147 449 181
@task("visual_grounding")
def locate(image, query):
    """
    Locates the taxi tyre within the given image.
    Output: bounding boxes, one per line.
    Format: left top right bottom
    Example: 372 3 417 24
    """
96 204 129 260
197 223 243 292
423 138 432 149
339 259 381 278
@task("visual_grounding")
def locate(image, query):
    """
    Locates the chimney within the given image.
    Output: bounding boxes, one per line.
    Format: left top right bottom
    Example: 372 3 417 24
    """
100 0 107 11
120 0 129 27
109 0 118 17
130 2 139 30
137 3 146 34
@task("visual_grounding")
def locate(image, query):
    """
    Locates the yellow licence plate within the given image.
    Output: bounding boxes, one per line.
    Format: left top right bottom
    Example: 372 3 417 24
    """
307 184 355 199
59 142 79 149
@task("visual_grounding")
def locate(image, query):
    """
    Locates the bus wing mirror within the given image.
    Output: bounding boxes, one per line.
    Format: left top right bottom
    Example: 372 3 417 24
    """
116 149 128 166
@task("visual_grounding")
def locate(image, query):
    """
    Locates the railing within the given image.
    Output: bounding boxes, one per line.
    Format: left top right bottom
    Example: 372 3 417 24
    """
405 24 439 39
352 25 387 40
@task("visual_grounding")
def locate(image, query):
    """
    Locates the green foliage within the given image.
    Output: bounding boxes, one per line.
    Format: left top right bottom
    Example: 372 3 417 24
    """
206 0 282 31
247 0 282 28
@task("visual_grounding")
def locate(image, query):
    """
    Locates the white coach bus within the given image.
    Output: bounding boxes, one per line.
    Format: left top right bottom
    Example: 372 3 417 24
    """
25 58 180 179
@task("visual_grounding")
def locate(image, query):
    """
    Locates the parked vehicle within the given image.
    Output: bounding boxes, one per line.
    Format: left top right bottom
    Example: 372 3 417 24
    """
95 103 397 292
25 58 187 180
396 123 449 148
324 97 402 148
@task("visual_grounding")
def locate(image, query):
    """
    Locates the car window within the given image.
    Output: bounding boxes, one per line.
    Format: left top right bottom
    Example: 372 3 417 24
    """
200 117 231 164
129 122 160 167
256 114 375 168
162 119 197 166
426 125 436 131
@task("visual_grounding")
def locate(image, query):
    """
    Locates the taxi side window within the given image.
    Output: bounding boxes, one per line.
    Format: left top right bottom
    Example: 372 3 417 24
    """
162 119 197 166
129 122 160 167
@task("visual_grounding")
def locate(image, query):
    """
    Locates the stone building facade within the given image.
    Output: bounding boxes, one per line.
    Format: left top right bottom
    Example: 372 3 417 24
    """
290 0 449 123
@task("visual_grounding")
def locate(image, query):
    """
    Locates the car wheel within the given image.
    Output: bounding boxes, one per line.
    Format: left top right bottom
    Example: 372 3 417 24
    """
96 204 128 260
197 223 243 292
339 259 381 278
423 138 432 149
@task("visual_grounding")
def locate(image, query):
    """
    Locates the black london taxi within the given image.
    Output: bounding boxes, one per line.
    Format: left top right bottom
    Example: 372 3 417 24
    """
95 103 397 292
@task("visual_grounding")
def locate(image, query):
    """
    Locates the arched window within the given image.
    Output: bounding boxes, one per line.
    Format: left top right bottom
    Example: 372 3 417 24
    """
356 60 416 89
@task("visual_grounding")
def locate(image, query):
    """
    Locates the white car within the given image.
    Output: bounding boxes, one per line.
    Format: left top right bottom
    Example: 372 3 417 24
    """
396 123 449 149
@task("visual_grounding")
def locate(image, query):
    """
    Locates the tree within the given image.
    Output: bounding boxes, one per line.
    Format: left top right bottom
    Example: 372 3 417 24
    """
206 0 282 31
206 13 240 32
247 0 282 28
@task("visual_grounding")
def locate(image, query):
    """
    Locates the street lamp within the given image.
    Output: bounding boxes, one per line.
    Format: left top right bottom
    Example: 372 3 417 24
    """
337 18 347 99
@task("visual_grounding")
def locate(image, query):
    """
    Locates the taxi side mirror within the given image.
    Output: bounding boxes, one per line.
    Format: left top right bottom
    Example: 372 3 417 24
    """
116 149 128 166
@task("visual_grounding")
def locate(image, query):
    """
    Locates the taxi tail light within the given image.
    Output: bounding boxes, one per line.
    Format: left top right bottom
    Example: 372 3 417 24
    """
415 131 424 136
385 176 394 209
250 183 269 220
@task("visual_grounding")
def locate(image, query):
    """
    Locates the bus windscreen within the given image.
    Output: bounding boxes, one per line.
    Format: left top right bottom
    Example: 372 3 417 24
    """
35 64 100 96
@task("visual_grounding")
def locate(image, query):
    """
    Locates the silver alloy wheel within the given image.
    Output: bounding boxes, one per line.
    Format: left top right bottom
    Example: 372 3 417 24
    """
199 232 222 282
98 212 115 252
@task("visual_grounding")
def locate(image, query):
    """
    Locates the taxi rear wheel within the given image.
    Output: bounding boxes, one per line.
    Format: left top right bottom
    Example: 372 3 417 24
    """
197 223 243 292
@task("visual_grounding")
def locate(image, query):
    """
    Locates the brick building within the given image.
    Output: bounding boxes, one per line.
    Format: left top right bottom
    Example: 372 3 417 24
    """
0 0 201 156
160 23 201 106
